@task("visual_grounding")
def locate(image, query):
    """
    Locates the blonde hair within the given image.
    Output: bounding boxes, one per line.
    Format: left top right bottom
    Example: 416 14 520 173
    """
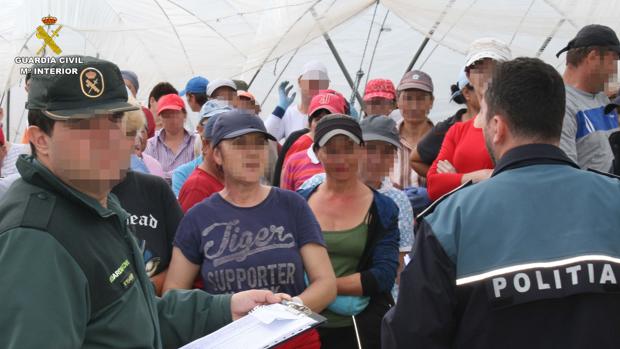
122 94 146 136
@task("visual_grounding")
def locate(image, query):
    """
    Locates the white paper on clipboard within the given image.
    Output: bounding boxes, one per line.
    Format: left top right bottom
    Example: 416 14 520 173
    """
179 302 325 349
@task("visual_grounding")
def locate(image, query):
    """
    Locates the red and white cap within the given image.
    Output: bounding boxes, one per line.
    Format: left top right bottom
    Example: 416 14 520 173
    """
308 90 346 119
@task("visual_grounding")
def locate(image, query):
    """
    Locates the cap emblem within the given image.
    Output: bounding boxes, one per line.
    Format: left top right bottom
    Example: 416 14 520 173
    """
80 67 105 98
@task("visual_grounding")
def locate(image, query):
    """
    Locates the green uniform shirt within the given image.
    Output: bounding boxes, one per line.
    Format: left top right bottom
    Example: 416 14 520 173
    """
0 155 232 349
322 223 368 328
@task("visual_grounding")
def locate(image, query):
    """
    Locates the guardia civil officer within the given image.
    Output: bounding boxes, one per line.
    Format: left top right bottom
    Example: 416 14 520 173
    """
0 56 287 349
382 57 620 348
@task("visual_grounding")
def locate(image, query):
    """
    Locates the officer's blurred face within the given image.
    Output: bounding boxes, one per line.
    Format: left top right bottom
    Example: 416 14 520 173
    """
48 114 132 186
160 110 186 134
213 133 269 184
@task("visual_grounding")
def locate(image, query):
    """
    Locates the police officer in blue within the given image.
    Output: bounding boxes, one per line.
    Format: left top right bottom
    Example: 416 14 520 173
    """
382 57 620 348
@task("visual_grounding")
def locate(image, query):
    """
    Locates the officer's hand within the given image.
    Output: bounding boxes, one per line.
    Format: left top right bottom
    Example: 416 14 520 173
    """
277 81 296 110
230 290 292 320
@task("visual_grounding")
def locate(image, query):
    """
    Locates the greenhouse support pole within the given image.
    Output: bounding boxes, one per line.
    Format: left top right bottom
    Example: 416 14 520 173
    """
405 37 430 73
311 8 364 110
322 32 364 108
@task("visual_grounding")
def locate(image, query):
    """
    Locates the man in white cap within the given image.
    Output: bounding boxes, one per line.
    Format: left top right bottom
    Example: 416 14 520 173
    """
265 60 330 142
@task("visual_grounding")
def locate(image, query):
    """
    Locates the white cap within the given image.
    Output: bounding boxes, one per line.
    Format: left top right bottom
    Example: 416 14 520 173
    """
206 79 237 97
465 38 512 68
300 60 329 81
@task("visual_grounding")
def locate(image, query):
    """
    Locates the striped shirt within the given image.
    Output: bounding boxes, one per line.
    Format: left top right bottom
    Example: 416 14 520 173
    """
390 120 432 189
280 147 324 191
144 129 197 182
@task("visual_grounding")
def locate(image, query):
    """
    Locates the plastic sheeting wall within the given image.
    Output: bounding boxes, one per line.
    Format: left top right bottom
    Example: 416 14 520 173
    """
2 0 620 141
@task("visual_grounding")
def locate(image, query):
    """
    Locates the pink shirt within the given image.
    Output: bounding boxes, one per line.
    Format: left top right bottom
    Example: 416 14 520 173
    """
142 153 164 178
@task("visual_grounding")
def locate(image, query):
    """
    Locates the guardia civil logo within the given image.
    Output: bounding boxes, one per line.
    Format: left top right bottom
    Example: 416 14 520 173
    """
80 67 105 98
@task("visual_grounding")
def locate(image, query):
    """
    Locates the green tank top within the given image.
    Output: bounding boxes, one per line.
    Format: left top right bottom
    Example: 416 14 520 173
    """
322 222 368 328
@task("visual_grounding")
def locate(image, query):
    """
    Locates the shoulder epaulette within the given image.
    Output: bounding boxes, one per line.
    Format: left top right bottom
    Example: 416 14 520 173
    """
416 180 473 221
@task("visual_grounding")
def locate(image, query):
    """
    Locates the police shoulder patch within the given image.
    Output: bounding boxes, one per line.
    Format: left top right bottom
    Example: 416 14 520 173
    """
80 67 105 98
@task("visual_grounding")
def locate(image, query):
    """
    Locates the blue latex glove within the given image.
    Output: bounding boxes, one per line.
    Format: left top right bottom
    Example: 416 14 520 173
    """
327 295 370 316
349 105 360 120
303 273 370 316
278 81 297 110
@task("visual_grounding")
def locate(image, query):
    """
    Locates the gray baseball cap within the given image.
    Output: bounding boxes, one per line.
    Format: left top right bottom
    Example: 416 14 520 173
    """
398 70 434 94
360 115 401 149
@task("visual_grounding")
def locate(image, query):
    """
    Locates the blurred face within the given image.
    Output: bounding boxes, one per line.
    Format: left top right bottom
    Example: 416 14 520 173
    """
186 93 202 112
467 58 496 100
316 135 362 181
462 86 480 113
398 89 433 123
160 109 186 133
214 133 268 184
362 141 396 182
46 114 132 187
135 126 148 154
364 97 394 117
309 110 330 132
123 79 137 98
591 50 619 91
299 78 329 98
237 96 257 114
212 87 237 104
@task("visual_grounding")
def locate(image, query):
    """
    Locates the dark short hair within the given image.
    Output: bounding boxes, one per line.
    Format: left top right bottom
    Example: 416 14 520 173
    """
485 57 565 142
147 82 178 108
566 46 608 67
187 92 208 106
27 109 56 157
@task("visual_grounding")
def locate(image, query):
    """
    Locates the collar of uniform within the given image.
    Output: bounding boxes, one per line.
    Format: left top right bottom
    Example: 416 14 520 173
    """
492 143 579 177
16 154 126 218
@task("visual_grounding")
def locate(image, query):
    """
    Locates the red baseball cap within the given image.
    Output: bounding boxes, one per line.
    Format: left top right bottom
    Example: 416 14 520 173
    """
157 94 185 116
308 90 346 119
364 79 396 101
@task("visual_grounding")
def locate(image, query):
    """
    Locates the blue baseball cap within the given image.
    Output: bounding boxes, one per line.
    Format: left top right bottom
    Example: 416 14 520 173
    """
211 110 276 147
450 68 470 101
201 101 233 140
180 76 209 96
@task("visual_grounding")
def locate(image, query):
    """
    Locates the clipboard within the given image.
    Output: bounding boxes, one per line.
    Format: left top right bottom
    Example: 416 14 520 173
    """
179 301 327 349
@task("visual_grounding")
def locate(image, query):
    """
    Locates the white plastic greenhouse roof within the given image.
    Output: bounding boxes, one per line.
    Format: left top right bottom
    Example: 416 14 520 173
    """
2 0 620 140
